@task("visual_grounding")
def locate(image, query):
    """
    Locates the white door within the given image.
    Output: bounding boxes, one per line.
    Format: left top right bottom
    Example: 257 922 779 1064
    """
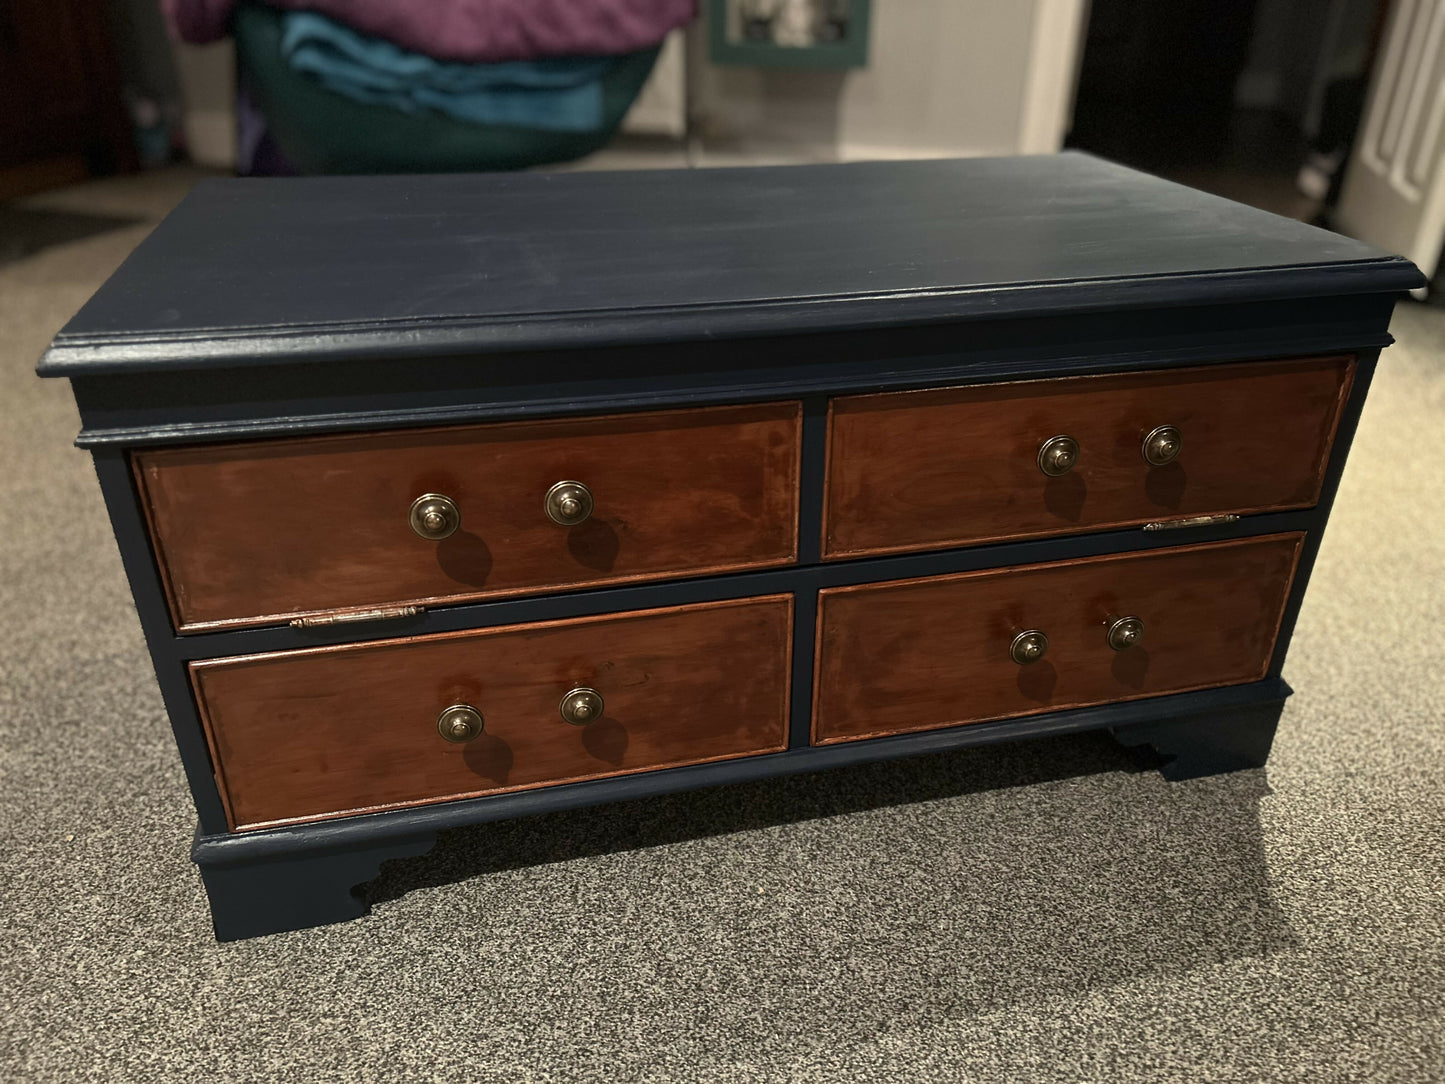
1336 0 1445 279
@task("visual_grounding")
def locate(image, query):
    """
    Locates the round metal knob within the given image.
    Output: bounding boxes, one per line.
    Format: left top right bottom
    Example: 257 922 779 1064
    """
544 480 594 527
1106 615 1144 651
437 704 484 743
1141 424 1182 467
1037 435 1079 477
559 687 604 726
1009 629 1049 665
409 493 460 540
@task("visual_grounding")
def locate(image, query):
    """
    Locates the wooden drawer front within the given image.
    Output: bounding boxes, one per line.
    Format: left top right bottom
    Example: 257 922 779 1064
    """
192 596 793 830
823 357 1352 557
136 402 801 632
813 534 1302 744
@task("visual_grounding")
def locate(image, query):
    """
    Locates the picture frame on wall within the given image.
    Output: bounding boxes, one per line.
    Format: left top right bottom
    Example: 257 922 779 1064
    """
708 0 871 69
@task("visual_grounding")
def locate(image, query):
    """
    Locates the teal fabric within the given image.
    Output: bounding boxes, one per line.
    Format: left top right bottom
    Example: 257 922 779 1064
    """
234 3 659 174
279 11 612 132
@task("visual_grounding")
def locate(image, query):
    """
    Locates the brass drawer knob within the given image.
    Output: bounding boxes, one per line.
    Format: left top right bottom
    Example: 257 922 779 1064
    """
559 686 604 725
1009 629 1049 665
410 493 460 540
545 480 594 526
1037 435 1079 477
1142 424 1182 467
437 703 484 743
1106 615 1144 651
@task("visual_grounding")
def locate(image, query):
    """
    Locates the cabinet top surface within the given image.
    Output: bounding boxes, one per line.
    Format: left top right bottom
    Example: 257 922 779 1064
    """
39 152 1421 376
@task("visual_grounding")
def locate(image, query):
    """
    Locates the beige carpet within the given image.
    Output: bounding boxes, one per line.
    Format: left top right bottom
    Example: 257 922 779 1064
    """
1 168 1442 1083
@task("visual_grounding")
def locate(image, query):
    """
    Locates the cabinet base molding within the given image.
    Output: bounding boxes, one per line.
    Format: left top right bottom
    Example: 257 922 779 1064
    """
191 679 1290 939
1111 697 1286 782
195 830 439 942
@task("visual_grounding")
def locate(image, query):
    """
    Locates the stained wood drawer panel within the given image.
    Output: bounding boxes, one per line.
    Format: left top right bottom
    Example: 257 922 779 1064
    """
823 357 1353 557
192 595 793 830
135 402 802 632
813 534 1303 744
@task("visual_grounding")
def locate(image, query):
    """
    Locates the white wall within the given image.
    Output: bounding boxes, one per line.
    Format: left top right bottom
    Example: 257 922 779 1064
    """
170 41 238 169
622 30 690 137
689 0 1086 162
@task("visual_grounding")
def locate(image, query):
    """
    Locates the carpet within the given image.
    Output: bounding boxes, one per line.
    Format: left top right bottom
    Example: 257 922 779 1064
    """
1 168 1441 1083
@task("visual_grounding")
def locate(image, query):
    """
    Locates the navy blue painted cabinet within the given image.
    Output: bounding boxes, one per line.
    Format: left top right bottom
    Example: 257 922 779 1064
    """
37 154 1422 940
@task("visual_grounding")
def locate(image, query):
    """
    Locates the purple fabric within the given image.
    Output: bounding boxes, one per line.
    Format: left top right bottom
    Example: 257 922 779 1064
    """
162 0 694 62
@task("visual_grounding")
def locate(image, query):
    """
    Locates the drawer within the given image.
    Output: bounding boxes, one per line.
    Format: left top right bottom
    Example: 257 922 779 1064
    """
823 357 1352 557
191 595 793 830
813 534 1302 743
136 402 801 632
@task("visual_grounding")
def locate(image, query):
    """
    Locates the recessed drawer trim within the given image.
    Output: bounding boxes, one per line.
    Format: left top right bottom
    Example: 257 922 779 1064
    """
823 357 1353 558
192 595 794 831
812 534 1304 744
135 401 802 632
